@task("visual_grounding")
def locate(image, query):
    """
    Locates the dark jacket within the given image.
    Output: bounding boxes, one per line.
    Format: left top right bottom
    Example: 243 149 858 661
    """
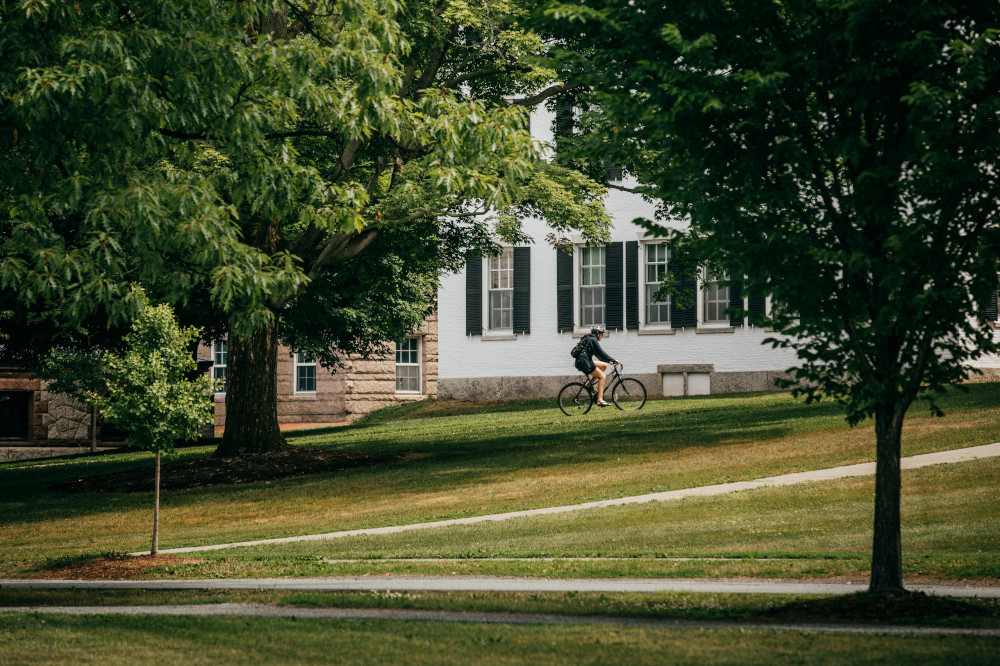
575 334 614 373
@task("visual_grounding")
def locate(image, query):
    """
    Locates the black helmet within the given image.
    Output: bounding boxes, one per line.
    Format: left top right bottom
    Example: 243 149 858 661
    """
591 326 606 336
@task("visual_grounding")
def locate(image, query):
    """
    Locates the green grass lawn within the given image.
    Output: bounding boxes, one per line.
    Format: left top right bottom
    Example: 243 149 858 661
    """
3 612 997 666
4 386 1000 662
2 384 1000 579
121 455 997 581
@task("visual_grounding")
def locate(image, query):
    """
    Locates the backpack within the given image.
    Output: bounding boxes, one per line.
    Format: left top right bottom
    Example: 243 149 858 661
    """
570 337 588 359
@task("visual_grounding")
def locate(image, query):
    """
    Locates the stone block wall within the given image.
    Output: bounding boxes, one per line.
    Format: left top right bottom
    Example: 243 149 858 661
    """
342 310 438 419
275 348 347 423
199 310 438 426
42 390 92 443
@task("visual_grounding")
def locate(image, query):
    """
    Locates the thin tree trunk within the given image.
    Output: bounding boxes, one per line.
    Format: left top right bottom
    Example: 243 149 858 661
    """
214 316 287 457
869 403 905 594
151 451 161 556
89 406 97 454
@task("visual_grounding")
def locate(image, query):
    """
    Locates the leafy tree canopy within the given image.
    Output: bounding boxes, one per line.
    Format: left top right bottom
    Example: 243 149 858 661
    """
537 0 1000 594
1 0 609 339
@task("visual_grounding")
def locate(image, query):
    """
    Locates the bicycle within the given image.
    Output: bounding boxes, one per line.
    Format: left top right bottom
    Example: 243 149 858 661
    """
558 363 647 415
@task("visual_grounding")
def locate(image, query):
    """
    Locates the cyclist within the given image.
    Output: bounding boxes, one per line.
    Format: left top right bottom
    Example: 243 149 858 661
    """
574 326 619 407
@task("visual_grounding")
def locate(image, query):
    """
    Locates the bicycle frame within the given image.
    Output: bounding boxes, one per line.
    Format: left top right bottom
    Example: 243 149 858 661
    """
559 363 646 415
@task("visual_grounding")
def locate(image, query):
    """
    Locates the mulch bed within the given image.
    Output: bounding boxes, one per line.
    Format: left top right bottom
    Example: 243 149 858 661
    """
48 448 406 494
30 555 202 580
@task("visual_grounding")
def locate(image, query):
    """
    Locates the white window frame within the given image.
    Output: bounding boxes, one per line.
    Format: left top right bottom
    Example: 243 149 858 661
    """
395 338 422 395
294 351 317 395
700 269 731 327
577 245 606 330
211 340 228 395
641 241 671 328
486 247 514 332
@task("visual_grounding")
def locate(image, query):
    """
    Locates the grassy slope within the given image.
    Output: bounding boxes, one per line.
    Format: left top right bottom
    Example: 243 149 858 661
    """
2 385 999 577
150 456 999 580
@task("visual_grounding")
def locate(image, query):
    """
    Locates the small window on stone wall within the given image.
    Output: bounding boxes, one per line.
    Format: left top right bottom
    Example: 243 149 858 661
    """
295 352 317 394
395 338 421 394
212 340 228 394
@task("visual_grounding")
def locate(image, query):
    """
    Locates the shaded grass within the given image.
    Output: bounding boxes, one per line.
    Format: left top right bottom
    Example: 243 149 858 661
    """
1 588 999 628
1 612 998 666
2 385 1000 571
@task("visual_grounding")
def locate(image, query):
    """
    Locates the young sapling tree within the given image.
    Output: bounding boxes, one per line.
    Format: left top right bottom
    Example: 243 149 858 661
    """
97 296 215 555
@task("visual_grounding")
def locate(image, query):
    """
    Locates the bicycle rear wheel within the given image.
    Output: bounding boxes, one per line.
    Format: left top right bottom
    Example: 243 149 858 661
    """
558 382 594 415
612 377 646 410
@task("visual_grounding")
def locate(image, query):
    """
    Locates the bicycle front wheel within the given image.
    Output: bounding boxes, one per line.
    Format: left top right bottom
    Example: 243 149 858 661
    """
558 382 594 416
612 378 647 411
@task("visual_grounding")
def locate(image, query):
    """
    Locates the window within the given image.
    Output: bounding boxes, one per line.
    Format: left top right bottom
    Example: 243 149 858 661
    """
580 245 606 327
294 352 316 393
212 340 228 394
467 247 530 336
488 248 514 330
0 391 30 441
395 338 421 394
703 270 730 324
644 243 670 324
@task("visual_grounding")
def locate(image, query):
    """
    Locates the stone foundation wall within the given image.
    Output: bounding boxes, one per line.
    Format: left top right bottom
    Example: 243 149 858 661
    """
438 368 788 402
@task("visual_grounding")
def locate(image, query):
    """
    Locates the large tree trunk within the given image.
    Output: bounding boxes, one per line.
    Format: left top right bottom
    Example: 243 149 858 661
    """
214 317 287 457
869 403 905 594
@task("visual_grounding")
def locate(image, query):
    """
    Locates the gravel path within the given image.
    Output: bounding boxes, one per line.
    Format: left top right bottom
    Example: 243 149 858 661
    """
2 603 998 637
135 442 1000 556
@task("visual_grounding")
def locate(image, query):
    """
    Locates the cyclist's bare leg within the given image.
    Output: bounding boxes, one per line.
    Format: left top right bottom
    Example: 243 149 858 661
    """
591 362 608 403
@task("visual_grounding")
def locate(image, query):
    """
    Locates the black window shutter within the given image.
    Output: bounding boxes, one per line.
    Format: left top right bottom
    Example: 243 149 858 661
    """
556 247 574 332
671 275 697 329
747 274 767 325
987 287 999 322
601 160 623 182
555 98 574 137
625 241 639 330
465 251 482 336
728 274 744 327
513 247 531 334
606 242 623 330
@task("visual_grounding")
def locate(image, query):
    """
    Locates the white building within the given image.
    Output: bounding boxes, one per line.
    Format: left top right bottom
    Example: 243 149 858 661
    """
436 106 803 401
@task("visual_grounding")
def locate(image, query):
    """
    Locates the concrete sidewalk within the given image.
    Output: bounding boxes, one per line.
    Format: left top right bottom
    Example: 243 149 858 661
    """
3 575 998 598
139 442 1000 556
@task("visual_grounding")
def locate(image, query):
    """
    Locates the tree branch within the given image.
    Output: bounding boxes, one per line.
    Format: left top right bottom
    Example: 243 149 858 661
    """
443 209 488 218
441 65 528 89
382 207 431 225
512 82 583 108
265 129 343 141
159 129 208 141
608 182 642 194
